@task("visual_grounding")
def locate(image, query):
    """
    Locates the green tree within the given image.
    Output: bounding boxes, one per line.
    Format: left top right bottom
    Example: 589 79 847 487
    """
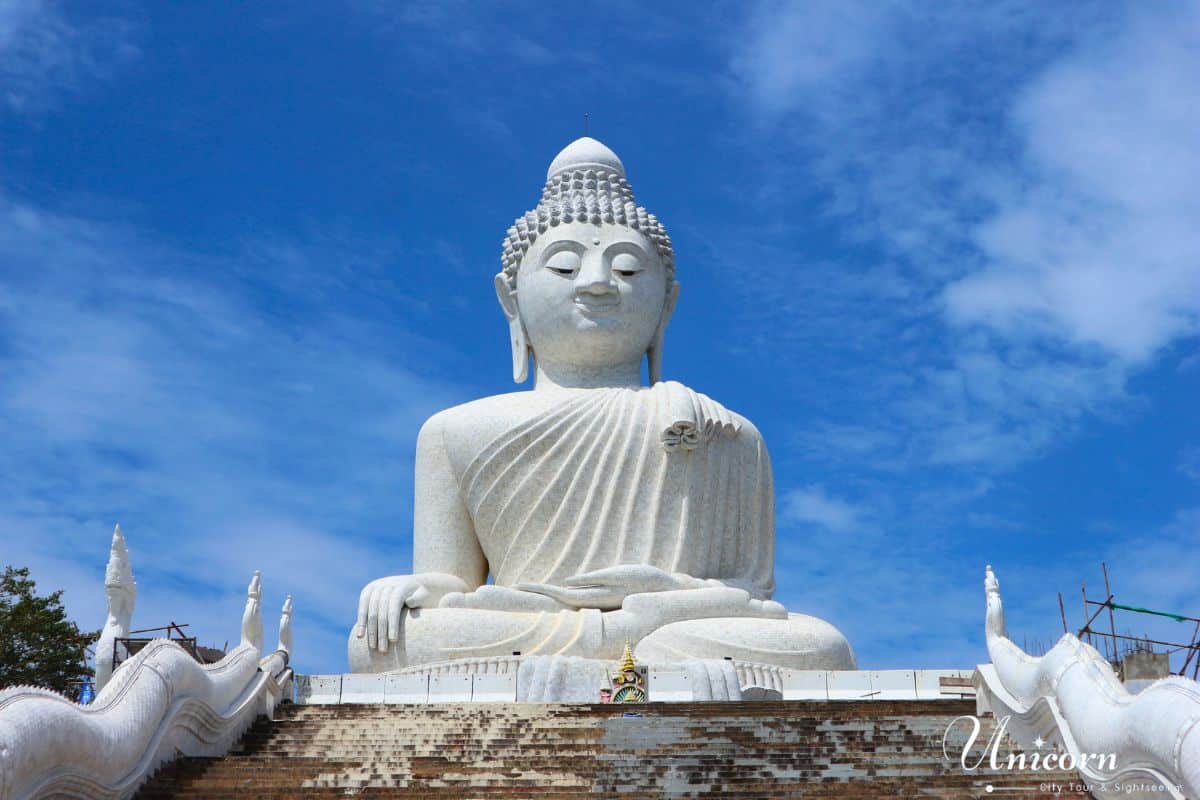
0 566 98 698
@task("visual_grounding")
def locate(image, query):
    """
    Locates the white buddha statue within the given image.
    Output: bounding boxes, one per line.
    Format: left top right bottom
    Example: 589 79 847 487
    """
348 137 854 674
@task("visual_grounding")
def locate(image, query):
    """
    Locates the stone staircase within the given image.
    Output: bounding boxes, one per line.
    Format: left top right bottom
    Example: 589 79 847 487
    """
136 700 1089 798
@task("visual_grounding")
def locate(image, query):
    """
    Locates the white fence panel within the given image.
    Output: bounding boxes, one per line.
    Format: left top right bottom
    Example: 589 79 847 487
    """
429 674 473 702
827 670 875 700
472 673 517 702
384 674 429 704
648 669 692 702
295 674 342 705
341 674 385 704
915 669 975 699
871 670 917 700
781 670 828 701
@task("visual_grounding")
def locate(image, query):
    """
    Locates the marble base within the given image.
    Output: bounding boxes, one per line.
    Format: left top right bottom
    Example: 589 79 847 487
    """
298 661 977 705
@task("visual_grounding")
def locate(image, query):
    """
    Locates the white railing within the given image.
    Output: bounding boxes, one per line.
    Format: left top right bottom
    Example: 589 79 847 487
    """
0 573 294 800
976 565 1200 800
296 664 976 704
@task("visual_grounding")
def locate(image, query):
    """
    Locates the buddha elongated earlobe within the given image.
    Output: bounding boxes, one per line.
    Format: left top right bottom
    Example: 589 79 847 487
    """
495 273 531 384
648 281 680 384
509 319 530 383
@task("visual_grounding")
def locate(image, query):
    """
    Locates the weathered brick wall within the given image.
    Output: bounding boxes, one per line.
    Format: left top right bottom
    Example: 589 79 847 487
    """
137 701 1088 798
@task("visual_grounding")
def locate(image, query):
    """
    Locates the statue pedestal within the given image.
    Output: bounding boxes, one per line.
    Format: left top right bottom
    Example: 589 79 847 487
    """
301 660 978 705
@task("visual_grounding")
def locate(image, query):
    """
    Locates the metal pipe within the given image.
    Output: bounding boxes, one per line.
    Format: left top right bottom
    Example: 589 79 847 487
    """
127 623 191 635
1082 582 1092 646
1079 594 1113 634
1102 563 1119 661
1091 631 1198 650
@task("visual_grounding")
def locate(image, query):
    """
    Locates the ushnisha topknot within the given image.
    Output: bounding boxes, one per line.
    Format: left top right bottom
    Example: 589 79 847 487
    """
500 137 674 287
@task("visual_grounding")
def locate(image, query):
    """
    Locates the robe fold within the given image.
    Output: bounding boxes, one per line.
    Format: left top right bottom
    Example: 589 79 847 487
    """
458 381 776 598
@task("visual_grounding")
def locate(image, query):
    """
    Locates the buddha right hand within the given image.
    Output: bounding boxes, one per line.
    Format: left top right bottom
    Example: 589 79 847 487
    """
355 573 469 652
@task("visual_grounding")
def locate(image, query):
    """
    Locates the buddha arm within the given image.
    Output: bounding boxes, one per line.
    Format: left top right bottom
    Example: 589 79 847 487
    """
411 412 488 590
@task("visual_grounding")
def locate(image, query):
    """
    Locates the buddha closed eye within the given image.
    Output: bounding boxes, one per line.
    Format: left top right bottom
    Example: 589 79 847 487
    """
545 251 580 276
541 243 646 280
508 222 669 370
611 252 642 278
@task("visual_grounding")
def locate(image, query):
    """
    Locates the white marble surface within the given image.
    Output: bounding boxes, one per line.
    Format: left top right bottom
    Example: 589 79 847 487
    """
349 137 853 676
516 656 613 703
635 614 856 670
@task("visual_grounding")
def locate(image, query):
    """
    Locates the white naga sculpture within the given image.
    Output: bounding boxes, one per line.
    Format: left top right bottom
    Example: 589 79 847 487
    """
977 566 1199 800
93 524 135 693
278 594 294 656
349 137 854 674
0 560 294 800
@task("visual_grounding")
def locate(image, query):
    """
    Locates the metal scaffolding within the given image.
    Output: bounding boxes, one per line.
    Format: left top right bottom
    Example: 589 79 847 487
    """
1058 562 1200 680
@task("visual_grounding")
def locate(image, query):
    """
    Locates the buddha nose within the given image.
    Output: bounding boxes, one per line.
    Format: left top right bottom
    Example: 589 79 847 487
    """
576 253 618 296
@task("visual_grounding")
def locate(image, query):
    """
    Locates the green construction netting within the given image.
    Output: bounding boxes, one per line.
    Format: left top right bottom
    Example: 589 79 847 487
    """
1108 602 1191 623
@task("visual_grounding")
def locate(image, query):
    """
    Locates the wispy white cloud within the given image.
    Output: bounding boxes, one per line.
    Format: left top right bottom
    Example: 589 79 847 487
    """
0 190 476 672
725 3 1198 668
0 0 137 112
723 1 1197 472
781 485 866 533
773 503 986 669
348 0 727 142
995 506 1200 669
947 6 1200 364
1099 509 1200 656
730 0 887 118
776 495 1200 670
1180 446 1200 483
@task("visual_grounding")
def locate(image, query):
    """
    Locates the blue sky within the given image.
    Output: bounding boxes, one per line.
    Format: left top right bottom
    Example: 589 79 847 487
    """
1 1 1196 675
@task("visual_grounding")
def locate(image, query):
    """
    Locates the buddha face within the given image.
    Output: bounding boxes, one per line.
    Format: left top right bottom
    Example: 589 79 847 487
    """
499 222 675 370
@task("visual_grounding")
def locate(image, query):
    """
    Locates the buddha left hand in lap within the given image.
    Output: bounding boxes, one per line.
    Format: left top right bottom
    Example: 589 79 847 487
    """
348 138 854 673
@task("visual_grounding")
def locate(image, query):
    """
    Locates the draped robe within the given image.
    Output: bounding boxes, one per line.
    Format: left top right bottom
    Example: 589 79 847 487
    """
347 382 859 674
458 381 776 598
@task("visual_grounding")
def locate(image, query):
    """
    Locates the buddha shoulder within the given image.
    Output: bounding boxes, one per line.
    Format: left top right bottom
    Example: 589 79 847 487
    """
718 408 767 454
416 391 560 475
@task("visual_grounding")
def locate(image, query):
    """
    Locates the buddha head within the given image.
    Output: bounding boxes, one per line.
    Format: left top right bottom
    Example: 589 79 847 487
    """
496 137 680 384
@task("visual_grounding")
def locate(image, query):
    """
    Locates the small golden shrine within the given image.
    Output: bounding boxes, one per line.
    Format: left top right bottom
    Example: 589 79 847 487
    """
610 641 646 703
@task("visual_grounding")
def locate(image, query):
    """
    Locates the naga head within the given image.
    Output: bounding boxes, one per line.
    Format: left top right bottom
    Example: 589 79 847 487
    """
985 564 1007 640
103 524 136 624
241 570 263 652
